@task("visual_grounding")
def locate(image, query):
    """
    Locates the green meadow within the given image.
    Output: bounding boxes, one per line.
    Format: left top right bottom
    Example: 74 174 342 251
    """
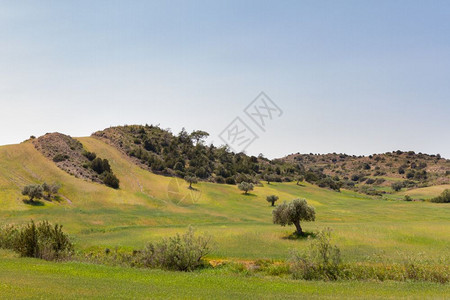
0 138 449 298
0 250 448 299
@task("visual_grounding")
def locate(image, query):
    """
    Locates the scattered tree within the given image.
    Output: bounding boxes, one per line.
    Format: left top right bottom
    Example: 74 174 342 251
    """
185 175 198 189
22 185 44 202
272 199 316 235
41 183 61 200
296 175 304 185
190 130 209 145
266 195 279 206
238 181 254 195
263 173 273 184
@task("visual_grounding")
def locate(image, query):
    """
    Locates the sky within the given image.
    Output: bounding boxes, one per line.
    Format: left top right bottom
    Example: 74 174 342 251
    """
1 0 449 159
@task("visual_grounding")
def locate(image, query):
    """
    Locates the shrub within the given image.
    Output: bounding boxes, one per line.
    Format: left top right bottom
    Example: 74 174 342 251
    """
0 220 73 260
53 153 68 162
430 189 450 203
351 174 360 181
391 182 404 192
317 177 341 191
101 172 120 189
135 227 212 271
406 171 415 179
225 177 236 185
214 176 225 184
290 228 342 280
404 195 412 201
91 158 111 174
82 150 97 161
365 178 375 185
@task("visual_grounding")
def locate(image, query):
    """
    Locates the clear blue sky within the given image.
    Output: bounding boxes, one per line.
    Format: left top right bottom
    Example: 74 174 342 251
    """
1 1 449 158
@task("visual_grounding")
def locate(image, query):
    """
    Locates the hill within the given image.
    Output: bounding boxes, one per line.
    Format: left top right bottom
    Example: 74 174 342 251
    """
282 151 450 195
0 132 448 260
0 129 449 297
32 133 119 188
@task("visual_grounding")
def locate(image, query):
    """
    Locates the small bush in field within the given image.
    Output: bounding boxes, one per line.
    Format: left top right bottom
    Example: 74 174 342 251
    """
430 189 450 203
0 220 73 260
404 195 412 201
290 228 342 281
135 226 212 271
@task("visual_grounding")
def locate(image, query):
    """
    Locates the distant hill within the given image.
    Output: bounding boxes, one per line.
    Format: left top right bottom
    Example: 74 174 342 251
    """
2 124 448 198
282 151 450 195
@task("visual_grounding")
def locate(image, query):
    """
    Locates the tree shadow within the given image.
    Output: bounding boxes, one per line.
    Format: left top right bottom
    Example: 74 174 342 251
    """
241 193 257 197
282 231 316 240
295 183 306 187
187 186 199 191
52 195 62 203
22 199 45 206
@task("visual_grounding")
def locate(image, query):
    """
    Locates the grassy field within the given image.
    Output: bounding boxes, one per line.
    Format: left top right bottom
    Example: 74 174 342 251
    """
0 250 448 299
0 138 449 298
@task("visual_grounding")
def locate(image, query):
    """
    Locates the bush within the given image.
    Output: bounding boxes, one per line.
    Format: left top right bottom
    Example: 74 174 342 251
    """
404 195 412 201
135 227 212 271
91 158 111 174
53 153 69 162
290 228 343 280
225 177 236 185
365 178 375 185
391 182 404 192
101 172 120 189
0 220 73 260
82 150 97 161
430 189 450 203
214 176 225 184
351 174 360 181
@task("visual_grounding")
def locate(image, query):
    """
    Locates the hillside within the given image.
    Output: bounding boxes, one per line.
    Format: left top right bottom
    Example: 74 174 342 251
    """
0 135 449 262
282 151 450 195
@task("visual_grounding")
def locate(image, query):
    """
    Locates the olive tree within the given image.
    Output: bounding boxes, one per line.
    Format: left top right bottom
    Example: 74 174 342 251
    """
238 182 254 195
22 185 44 202
184 175 198 189
273 199 315 235
266 195 279 206
42 183 61 199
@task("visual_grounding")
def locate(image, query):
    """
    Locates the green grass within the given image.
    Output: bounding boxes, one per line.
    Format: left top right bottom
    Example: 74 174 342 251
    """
0 138 449 298
0 251 448 299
